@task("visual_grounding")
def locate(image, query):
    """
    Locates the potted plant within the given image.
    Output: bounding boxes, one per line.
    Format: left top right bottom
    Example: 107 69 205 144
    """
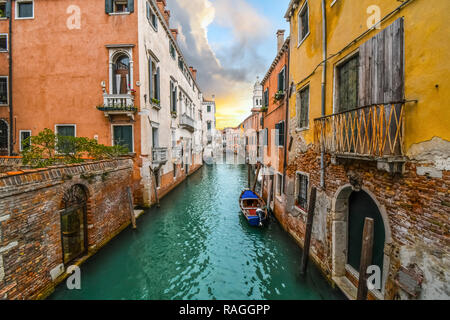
130 89 136 96
274 90 285 102
151 98 160 106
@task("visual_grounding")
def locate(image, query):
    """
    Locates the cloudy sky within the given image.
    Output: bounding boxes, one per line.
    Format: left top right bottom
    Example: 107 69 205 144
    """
169 0 290 129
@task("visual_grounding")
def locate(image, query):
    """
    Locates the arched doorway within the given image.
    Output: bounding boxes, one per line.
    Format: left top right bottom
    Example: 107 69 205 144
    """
332 185 391 298
348 191 386 273
0 120 8 156
60 185 88 264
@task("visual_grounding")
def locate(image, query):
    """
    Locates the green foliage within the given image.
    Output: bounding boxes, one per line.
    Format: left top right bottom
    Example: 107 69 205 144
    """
21 128 129 168
274 90 286 102
151 98 160 105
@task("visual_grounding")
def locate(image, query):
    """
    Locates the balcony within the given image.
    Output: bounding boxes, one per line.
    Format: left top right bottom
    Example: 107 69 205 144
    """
314 103 406 170
180 113 195 132
172 146 183 163
97 94 137 121
152 147 168 167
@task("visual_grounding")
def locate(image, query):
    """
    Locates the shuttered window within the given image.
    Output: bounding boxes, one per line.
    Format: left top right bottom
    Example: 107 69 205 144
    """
275 121 285 147
263 89 269 107
113 125 133 152
297 86 309 129
0 77 7 105
0 34 7 52
337 54 359 112
296 173 308 210
298 1 309 45
278 67 286 92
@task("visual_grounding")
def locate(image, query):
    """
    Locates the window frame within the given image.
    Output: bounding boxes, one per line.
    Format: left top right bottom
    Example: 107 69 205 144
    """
297 1 310 47
146 1 158 31
295 171 309 213
332 50 360 114
0 1 7 19
297 84 310 131
19 130 31 152
55 124 77 137
0 34 7 52
278 66 286 92
170 43 176 60
111 124 134 153
0 76 8 106
15 0 34 20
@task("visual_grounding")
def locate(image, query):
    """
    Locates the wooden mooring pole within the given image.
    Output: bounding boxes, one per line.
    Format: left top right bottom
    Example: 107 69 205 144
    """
300 187 317 275
252 162 261 192
247 162 251 189
357 217 374 300
126 186 137 229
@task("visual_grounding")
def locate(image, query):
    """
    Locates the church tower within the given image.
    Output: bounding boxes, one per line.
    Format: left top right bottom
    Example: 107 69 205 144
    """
252 77 263 110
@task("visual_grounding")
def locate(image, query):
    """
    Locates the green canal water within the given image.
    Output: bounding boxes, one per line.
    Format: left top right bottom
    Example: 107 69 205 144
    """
50 164 345 300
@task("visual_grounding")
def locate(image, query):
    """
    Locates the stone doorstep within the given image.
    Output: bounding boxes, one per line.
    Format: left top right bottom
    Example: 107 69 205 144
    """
333 276 357 300
134 209 144 219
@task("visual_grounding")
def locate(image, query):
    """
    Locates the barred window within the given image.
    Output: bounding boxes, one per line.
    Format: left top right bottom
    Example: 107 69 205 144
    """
296 173 308 210
0 77 7 105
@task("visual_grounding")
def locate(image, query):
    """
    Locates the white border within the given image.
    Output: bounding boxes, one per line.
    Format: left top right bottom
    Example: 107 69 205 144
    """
55 124 77 137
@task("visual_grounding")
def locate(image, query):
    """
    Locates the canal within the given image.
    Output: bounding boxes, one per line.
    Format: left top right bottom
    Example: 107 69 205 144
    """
50 164 344 300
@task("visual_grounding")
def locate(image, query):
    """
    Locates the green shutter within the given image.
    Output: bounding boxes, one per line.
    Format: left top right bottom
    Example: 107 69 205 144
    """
5 0 11 18
156 67 160 100
114 126 133 152
105 0 112 14
279 121 285 146
148 59 153 99
128 0 134 13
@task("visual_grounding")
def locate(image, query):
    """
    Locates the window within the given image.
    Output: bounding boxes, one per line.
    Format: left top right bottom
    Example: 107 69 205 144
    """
298 1 309 45
146 1 157 30
263 89 269 107
16 0 33 19
170 43 176 60
278 67 286 92
207 105 211 113
170 81 177 113
337 54 359 112
113 54 131 94
106 0 134 14
275 121 285 147
20 130 31 152
277 173 284 195
0 77 7 105
178 57 184 70
297 85 309 129
207 121 212 131
0 34 7 52
113 125 133 152
56 125 76 153
296 173 309 211
152 127 159 148
148 58 160 103
0 2 6 18
173 164 177 179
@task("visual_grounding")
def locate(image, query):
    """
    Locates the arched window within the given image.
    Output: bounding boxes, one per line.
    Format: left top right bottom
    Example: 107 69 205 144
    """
60 185 88 264
113 54 130 94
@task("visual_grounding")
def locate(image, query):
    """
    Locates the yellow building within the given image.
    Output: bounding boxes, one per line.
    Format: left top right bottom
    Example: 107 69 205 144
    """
280 0 449 300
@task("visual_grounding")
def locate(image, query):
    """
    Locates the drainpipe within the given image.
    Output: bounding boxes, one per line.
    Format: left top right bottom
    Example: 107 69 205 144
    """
320 0 327 189
283 42 289 182
8 0 13 156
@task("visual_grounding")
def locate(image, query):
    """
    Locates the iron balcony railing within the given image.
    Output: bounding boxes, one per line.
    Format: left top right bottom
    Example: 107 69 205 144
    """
152 147 168 164
180 113 195 131
314 102 406 158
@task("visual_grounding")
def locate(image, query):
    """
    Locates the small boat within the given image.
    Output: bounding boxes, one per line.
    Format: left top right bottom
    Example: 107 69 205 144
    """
239 189 268 227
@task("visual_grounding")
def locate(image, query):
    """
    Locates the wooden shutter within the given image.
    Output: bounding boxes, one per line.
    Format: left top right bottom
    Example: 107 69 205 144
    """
359 18 404 106
279 121 285 146
156 67 160 100
5 0 11 18
338 55 359 112
105 0 112 14
148 59 153 99
128 0 134 13
300 87 309 128
264 128 268 146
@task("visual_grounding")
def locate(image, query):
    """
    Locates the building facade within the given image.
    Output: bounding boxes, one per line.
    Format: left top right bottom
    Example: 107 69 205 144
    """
202 98 217 160
283 0 449 300
0 0 204 206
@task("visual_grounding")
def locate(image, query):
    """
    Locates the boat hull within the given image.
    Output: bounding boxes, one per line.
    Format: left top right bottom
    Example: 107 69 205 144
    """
239 189 268 227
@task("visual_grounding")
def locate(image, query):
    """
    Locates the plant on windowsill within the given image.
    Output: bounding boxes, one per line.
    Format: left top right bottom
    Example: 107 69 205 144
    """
171 111 178 117
130 89 136 96
260 106 268 113
96 105 138 112
151 98 160 106
274 90 285 102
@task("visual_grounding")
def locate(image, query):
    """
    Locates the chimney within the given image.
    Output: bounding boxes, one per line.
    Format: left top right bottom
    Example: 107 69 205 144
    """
163 10 171 25
155 0 166 15
277 30 285 52
189 67 197 81
170 29 178 41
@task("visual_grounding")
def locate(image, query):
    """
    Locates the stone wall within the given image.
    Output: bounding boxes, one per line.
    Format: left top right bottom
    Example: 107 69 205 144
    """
0 158 134 300
269 147 449 300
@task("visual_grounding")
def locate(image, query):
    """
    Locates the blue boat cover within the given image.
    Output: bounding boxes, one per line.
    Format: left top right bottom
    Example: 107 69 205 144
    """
241 190 259 200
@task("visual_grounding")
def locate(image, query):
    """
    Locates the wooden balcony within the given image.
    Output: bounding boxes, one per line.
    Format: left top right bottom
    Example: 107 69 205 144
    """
180 113 195 132
97 94 137 121
314 102 406 161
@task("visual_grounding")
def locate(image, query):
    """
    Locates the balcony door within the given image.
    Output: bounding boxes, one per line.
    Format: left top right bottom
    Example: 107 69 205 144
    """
337 54 359 113
113 54 130 94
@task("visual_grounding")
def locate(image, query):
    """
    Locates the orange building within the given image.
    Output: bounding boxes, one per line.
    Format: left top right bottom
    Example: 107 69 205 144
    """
0 0 203 205
260 30 290 211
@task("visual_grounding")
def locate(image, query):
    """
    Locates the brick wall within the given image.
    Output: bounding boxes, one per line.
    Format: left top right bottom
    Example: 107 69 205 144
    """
0 158 134 300
271 147 450 300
